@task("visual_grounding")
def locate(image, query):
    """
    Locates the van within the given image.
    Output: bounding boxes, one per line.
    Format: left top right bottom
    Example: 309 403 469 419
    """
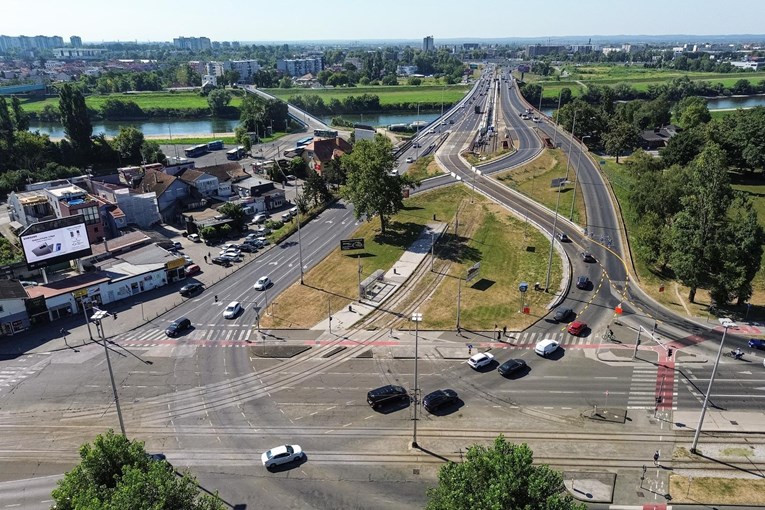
289 207 298 217
281 212 292 222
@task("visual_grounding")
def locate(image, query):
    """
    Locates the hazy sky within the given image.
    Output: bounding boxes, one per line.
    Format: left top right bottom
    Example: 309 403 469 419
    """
4 0 765 42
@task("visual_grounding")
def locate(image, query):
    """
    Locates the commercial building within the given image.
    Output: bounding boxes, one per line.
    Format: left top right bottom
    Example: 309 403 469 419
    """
526 44 567 57
423 36 435 52
277 58 323 77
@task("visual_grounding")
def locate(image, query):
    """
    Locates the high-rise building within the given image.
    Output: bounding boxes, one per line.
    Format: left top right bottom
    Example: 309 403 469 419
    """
276 57 323 77
173 37 212 51
423 36 434 52
0 34 64 52
70 36 82 47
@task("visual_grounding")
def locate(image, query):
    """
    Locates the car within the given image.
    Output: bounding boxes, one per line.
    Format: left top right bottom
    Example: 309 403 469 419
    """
749 338 765 350
254 276 271 290
211 256 230 266
171 241 182 250
281 212 292 221
367 384 409 408
498 359 527 377
567 320 587 336
412 142 421 148
289 207 298 216
252 213 268 224
188 233 201 243
557 232 569 242
220 252 241 262
286 174 297 181
467 352 495 369
389 169 399 176
576 275 590 290
185 264 201 276
581 252 596 263
165 317 191 337
223 301 243 319
261 444 304 469
245 233 260 241
449 119 454 124
255 226 271 235
535 338 560 357
553 307 573 322
183 254 193 265
238 243 256 253
405 157 414 164
245 238 265 248
179 282 204 297
423 389 459 413
220 247 241 256
256 236 269 245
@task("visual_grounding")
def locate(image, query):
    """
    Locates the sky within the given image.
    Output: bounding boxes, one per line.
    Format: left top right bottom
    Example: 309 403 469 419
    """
3 0 765 43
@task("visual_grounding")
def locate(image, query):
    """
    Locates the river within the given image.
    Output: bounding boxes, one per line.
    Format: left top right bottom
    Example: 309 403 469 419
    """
27 111 442 139
541 94 765 117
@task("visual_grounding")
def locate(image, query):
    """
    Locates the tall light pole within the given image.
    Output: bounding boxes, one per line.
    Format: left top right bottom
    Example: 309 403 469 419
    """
564 108 578 180
544 178 564 291
569 135 590 221
296 183 304 284
552 90 563 148
691 318 736 453
92 309 126 437
415 102 421 159
411 311 422 449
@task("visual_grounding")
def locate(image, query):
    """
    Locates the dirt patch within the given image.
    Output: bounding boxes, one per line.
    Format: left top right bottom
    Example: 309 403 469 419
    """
670 475 765 505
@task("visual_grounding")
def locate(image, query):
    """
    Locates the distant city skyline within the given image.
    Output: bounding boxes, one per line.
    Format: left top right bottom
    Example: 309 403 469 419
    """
3 0 765 43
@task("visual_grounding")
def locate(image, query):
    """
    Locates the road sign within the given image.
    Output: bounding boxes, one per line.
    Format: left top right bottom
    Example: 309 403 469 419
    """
550 177 567 188
600 160 606 165
340 238 365 251
466 262 481 282
519 282 529 293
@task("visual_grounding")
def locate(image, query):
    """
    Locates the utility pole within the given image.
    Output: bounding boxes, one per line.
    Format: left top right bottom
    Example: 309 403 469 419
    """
564 108 578 180
92 309 125 437
296 183 304 284
411 312 423 449
552 91 562 148
570 135 588 221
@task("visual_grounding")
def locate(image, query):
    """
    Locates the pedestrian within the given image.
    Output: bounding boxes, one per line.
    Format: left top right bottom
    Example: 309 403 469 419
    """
214 295 218 303
204 255 207 264
653 450 660 467
497 330 501 340
208 251 211 259
502 325 507 337
668 347 673 358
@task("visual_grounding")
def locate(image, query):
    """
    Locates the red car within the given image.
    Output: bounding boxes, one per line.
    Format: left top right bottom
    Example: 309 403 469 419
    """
567 320 587 336
185 264 201 276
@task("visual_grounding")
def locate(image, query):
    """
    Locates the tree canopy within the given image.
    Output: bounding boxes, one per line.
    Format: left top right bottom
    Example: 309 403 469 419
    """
51 430 224 510
426 436 585 510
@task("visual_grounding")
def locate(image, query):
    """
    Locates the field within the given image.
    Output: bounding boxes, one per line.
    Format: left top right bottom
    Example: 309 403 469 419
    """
404 155 445 181
19 91 245 113
260 185 560 330
262 85 471 106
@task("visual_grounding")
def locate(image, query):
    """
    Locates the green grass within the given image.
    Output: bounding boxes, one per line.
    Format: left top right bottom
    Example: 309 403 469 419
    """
405 155 445 181
19 91 244 113
262 85 470 106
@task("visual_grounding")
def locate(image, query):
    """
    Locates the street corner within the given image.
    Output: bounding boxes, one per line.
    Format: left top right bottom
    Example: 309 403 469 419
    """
596 347 653 363
562 471 615 504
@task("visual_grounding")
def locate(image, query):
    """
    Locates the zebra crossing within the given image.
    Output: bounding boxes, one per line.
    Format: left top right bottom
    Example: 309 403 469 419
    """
0 354 51 395
120 326 254 347
627 365 677 410
496 331 595 349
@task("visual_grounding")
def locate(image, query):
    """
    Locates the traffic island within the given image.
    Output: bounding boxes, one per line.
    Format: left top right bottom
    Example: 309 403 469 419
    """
584 407 627 424
562 471 615 503
250 345 311 358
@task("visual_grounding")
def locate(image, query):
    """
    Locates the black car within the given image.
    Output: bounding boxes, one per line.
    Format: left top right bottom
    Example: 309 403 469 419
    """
179 282 204 296
553 307 573 322
423 389 458 413
237 243 257 253
557 232 569 242
165 317 191 337
581 252 596 263
497 359 527 377
211 256 230 266
576 276 590 290
367 385 409 409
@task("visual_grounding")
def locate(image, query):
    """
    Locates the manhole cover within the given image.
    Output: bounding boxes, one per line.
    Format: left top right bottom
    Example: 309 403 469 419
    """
730 420 739 425
413 468 420 475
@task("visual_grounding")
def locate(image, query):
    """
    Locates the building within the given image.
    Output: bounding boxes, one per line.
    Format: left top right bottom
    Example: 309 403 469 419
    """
8 190 56 229
0 280 31 336
173 37 212 51
136 168 190 224
0 35 64 52
526 44 566 58
423 36 435 52
176 168 219 197
354 124 376 142
396 65 417 76
302 137 353 174
52 48 106 60
44 186 103 244
277 58 323 77
731 60 765 71
640 125 682 150
206 61 224 77
70 36 82 47
226 60 261 83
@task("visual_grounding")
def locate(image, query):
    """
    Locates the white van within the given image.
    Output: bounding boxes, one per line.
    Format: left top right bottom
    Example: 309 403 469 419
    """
289 207 298 216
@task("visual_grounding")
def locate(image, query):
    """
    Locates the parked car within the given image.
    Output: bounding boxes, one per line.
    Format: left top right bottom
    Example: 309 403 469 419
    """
220 247 241 256
238 243 257 253
289 207 298 216
286 174 297 181
256 236 269 246
165 317 191 337
188 234 201 243
179 282 203 297
245 233 260 242
254 276 272 290
567 320 587 336
252 213 268 224
423 389 458 413
219 252 241 263
581 252 596 263
534 339 560 357
171 241 182 250
497 359 527 377
281 212 292 222
576 276 590 290
245 238 265 248
367 385 409 409
211 256 230 266
223 301 243 319
749 338 765 350
255 226 271 235
553 307 573 322
184 264 201 276
261 444 304 469
183 255 193 266
467 352 495 369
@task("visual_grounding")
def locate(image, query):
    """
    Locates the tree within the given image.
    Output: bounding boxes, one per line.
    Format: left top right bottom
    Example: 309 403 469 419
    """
141 140 167 165
10 96 29 131
218 202 247 231
51 430 224 510
426 436 585 510
602 120 640 163
58 83 92 160
112 126 145 163
341 135 416 234
302 169 333 207
207 89 232 116
289 156 308 178
674 96 711 129
221 69 240 87
660 127 705 168
279 76 293 88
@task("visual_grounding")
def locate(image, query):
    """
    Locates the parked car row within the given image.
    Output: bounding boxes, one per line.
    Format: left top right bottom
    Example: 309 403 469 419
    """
366 384 460 414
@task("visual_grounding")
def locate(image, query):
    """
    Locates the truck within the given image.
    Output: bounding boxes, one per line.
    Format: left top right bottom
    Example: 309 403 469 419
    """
474 105 481 114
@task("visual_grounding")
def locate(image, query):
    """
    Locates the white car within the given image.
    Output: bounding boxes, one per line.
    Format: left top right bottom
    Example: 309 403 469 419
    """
254 276 271 291
223 301 243 319
535 339 560 357
252 213 268 224
188 233 200 242
261 444 303 469
467 352 495 369
405 157 413 164
256 236 269 245
255 226 271 235
220 248 241 257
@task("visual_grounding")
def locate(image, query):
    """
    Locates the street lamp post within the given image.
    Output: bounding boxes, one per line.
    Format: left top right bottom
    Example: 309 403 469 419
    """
92 309 126 437
569 135 590 221
296 183 304 284
691 319 736 453
552 90 563 148
564 108 578 180
416 102 421 159
544 181 563 292
411 311 423 449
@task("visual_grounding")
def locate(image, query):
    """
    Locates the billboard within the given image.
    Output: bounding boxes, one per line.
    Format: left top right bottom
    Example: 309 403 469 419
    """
20 216 92 270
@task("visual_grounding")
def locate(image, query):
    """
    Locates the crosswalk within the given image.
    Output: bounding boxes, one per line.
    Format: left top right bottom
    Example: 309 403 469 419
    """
0 354 50 395
627 365 677 410
119 326 254 346
485 331 597 349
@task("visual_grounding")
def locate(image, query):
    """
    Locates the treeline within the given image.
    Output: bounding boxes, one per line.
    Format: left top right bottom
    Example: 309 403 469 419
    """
287 93 449 115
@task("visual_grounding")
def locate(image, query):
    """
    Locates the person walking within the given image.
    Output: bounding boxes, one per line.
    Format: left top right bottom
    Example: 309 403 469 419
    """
653 450 660 467
502 325 507 337
203 255 208 264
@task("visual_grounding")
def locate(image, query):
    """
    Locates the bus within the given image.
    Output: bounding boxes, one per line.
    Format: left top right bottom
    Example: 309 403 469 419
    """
184 144 208 158
207 140 224 150
296 136 313 148
313 129 338 139
226 146 247 160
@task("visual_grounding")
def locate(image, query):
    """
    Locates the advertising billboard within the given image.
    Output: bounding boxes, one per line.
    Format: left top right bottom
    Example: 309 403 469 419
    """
20 216 92 270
